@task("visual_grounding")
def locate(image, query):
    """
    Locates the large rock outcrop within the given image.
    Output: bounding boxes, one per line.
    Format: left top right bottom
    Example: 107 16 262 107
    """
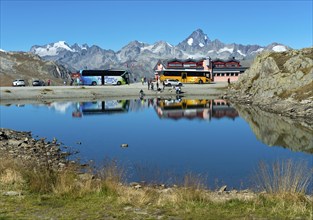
228 47 313 127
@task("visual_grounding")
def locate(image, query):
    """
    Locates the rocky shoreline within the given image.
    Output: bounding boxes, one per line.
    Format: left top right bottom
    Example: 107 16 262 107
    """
0 128 75 170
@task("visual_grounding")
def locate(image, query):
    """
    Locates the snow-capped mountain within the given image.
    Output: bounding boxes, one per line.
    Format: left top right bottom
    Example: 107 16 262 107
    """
29 29 290 78
31 41 75 57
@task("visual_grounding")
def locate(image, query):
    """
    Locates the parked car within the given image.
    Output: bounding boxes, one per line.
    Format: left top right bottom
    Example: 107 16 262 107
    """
12 79 25 87
163 79 183 87
32 80 45 86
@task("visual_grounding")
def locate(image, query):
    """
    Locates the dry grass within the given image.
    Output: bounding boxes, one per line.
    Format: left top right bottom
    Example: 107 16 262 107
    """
269 51 290 72
279 81 313 101
0 157 25 190
97 159 125 184
254 159 312 195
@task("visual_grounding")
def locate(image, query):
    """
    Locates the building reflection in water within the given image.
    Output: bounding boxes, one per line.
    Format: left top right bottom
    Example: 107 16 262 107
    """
155 97 238 121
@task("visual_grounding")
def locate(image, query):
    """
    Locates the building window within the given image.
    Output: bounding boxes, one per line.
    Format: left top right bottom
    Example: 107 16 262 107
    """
168 63 182 67
183 63 196 67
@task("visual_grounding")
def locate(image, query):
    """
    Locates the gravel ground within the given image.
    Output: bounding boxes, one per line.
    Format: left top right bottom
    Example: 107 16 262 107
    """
0 82 228 104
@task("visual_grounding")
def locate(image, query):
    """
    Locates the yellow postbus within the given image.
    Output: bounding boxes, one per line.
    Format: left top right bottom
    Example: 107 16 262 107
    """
158 70 211 84
155 99 211 120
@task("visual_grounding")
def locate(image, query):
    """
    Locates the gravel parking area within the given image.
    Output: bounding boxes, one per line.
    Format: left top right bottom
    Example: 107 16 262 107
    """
0 82 228 104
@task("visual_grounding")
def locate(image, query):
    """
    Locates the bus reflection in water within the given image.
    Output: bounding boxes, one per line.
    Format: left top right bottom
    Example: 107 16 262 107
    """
155 98 238 121
72 100 129 117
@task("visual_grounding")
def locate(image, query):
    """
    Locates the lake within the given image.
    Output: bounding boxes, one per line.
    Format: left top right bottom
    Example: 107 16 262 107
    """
1 97 312 190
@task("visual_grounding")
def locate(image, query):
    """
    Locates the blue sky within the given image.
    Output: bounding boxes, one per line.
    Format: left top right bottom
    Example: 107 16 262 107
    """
1 0 312 52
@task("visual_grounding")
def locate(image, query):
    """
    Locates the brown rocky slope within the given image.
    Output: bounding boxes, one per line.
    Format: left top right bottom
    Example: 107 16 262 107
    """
227 47 313 128
0 51 70 86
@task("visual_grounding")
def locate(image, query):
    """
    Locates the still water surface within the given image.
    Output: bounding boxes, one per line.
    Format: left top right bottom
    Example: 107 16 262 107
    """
1 98 312 189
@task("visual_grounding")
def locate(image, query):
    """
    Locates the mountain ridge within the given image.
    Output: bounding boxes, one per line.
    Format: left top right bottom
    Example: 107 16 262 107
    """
29 29 290 78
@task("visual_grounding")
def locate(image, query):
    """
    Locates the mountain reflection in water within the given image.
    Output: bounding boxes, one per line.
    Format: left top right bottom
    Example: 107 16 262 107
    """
234 104 313 154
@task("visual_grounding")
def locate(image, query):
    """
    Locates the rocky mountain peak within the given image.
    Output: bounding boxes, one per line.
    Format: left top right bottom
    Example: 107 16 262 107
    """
189 28 211 43
177 28 211 50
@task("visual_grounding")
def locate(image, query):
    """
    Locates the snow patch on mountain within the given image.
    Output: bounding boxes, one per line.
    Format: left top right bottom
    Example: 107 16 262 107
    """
78 44 88 50
167 42 173 47
187 38 193 46
141 45 154 51
33 41 75 56
272 45 287 52
0 49 6 52
218 47 234 53
199 43 204 47
237 50 246 56
252 48 264 54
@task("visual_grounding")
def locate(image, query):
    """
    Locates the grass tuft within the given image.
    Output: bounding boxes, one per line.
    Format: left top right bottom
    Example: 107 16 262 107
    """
254 159 312 195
